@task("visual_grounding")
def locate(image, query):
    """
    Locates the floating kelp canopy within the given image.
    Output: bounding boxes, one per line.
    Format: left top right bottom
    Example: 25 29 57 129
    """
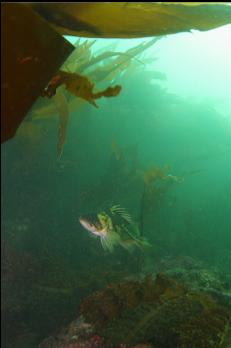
30 2 231 38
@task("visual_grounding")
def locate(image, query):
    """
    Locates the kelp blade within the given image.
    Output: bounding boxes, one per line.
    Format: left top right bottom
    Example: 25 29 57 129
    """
30 2 231 38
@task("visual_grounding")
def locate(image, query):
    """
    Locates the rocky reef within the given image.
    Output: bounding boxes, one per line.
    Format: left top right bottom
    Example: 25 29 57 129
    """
152 255 231 311
39 273 230 348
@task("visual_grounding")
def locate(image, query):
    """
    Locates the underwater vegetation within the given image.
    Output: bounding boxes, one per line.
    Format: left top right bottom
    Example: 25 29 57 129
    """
24 37 161 157
3 16 231 347
42 70 121 104
78 141 183 253
78 135 183 217
2 239 138 348
38 273 230 348
141 165 183 216
41 69 121 156
80 273 230 347
153 255 231 312
4 71 231 345
30 3 231 38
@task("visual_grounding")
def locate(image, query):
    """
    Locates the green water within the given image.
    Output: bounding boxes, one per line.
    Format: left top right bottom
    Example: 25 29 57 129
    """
2 26 231 348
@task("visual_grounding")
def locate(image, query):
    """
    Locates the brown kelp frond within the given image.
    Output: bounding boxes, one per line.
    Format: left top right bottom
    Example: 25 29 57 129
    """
143 165 184 185
41 71 121 156
89 37 161 83
53 89 69 158
62 37 160 84
34 37 160 156
143 165 171 184
76 50 126 74
140 165 184 221
30 3 231 38
63 39 96 72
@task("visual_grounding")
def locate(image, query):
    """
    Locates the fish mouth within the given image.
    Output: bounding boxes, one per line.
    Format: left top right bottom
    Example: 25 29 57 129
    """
79 217 90 229
79 217 98 234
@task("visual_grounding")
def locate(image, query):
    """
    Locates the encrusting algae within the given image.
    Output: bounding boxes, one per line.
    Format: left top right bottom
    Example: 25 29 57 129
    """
80 273 230 348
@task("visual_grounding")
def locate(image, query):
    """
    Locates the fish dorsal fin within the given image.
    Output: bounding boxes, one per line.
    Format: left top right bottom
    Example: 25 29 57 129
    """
110 205 133 224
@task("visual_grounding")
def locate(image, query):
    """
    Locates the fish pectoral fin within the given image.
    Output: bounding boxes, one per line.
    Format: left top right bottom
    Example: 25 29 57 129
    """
100 237 111 251
88 232 98 238
100 231 121 252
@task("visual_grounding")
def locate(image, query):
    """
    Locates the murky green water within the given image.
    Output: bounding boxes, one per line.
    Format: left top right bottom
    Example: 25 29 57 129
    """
2 25 231 348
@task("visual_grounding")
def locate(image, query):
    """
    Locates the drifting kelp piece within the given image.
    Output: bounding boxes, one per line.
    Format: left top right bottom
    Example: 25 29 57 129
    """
143 165 171 184
143 165 184 185
41 70 121 155
42 70 122 108
33 37 159 122
30 3 231 38
32 38 159 156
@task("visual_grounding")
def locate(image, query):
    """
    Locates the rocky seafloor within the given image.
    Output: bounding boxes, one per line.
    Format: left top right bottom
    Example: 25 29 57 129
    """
39 256 231 348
